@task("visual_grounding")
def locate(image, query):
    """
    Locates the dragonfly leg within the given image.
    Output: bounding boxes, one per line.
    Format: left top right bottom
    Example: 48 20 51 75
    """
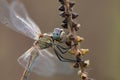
54 48 77 62
56 44 72 54
20 55 32 80
20 52 39 80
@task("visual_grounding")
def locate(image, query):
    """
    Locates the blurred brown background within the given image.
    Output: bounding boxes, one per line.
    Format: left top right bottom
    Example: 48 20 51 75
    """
0 0 120 80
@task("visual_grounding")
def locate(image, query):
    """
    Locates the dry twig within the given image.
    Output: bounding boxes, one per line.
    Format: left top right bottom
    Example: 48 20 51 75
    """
58 0 92 80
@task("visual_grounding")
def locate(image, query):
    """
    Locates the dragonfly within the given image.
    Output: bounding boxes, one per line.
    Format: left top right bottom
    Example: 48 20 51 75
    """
0 0 77 79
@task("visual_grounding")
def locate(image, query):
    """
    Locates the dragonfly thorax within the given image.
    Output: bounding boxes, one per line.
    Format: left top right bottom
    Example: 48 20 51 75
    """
36 37 53 49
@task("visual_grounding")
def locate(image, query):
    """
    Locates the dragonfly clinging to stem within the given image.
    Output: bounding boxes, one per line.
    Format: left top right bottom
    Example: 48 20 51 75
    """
0 0 77 80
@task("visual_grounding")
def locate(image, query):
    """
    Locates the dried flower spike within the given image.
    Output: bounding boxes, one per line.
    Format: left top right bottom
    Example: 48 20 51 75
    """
58 0 92 80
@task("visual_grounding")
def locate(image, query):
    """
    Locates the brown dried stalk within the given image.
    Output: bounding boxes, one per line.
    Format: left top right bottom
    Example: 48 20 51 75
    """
64 0 75 34
58 0 92 80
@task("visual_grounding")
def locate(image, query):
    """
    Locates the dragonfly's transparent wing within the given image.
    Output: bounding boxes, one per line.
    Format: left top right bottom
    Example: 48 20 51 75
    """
32 49 74 76
18 46 74 77
0 0 13 27
9 0 41 40
43 49 74 74
18 46 55 76
0 0 41 40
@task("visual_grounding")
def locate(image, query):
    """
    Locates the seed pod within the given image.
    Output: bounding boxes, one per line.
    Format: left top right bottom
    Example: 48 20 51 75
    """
58 0 64 4
72 21 77 27
62 18 68 23
78 71 88 80
68 48 76 55
59 5 65 11
67 34 75 41
69 1 75 8
73 62 79 68
61 23 68 28
80 73 88 80
60 12 66 17
72 12 79 19
60 12 70 17
65 40 72 46
75 23 81 31
80 49 89 55
77 70 82 76
82 60 90 68
75 36 84 42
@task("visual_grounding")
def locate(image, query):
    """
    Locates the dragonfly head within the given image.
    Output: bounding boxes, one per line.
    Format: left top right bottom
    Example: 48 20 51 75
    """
52 28 64 40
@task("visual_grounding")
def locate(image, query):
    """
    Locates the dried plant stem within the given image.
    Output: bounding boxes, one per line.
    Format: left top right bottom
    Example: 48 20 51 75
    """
63 0 91 80
64 0 79 57
64 0 75 34
64 0 78 57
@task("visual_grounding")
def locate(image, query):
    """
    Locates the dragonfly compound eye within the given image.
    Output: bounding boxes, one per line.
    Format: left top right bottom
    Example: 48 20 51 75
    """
52 28 65 40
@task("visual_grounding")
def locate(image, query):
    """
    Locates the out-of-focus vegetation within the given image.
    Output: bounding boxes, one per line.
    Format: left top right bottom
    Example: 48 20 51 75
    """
110 0 120 80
